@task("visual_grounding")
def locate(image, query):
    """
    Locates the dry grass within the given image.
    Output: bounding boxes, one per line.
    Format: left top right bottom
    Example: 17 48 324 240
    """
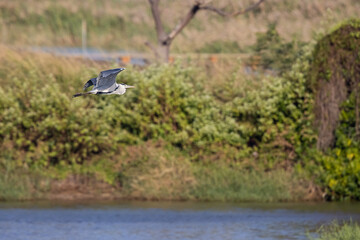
0 45 112 90
0 0 359 52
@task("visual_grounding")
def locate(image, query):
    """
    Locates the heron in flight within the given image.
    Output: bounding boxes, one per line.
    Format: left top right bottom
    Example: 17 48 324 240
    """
73 68 134 98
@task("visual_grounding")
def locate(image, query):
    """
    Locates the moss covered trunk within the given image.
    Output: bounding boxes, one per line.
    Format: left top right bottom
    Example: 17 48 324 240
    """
310 19 360 151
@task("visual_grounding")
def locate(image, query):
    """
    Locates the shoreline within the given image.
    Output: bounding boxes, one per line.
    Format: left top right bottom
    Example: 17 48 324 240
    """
1 173 324 202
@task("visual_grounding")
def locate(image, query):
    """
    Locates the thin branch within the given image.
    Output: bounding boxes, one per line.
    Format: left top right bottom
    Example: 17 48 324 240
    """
200 0 265 17
145 41 159 59
166 3 201 44
199 5 228 17
230 0 265 17
165 0 265 44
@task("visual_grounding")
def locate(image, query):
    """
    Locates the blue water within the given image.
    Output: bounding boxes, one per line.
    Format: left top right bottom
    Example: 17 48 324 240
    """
1 201 360 240
29 46 148 66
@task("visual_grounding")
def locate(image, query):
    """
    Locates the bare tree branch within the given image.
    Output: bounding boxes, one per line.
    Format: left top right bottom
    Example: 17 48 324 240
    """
145 0 265 62
164 0 265 44
148 0 166 42
230 0 265 17
200 0 265 17
166 3 201 44
199 5 228 17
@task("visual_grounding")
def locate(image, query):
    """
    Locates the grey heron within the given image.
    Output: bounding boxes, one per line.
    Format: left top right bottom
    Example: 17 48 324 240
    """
73 68 134 98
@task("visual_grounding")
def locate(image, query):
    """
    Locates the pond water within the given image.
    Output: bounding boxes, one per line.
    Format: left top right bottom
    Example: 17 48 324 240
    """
1 201 360 240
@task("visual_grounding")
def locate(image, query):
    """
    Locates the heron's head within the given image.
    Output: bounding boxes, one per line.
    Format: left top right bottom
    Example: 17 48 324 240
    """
120 83 135 89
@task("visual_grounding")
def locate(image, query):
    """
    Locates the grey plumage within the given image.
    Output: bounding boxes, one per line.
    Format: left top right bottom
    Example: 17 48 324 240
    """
73 68 134 98
83 77 97 90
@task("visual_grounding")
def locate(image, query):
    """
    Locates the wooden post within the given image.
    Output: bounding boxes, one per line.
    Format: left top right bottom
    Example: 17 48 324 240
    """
1 19 6 43
82 19 87 55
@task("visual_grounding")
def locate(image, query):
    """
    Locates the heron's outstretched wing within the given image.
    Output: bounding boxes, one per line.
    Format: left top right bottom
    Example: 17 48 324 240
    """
83 77 97 90
95 68 125 90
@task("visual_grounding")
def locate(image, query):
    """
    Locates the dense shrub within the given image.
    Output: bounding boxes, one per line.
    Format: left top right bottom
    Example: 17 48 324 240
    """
226 42 316 168
0 48 248 167
0 63 111 167
104 65 247 153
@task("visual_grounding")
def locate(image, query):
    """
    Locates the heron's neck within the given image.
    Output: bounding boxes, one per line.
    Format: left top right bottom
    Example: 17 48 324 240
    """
115 84 126 95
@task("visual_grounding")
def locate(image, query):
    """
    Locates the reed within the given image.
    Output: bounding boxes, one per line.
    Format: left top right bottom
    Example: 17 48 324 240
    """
309 220 360 240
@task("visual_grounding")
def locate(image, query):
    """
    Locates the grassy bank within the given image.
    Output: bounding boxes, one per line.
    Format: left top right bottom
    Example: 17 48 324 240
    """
0 140 312 202
310 221 360 240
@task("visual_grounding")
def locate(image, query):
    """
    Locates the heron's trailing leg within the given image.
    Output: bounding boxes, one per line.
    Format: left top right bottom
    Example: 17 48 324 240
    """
72 92 94 98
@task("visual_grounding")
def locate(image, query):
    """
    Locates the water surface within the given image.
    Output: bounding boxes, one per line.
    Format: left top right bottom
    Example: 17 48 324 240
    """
1 201 360 240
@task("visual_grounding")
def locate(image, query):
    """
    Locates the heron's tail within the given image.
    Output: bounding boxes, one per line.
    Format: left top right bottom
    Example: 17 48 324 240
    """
72 92 93 98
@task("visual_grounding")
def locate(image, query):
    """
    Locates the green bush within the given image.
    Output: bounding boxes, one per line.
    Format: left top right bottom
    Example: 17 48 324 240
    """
0 49 248 167
227 42 316 168
249 23 306 74
0 40 316 176
313 92 360 200
105 65 247 151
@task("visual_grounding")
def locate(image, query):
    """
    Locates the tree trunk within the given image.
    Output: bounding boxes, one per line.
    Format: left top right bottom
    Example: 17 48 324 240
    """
157 43 170 63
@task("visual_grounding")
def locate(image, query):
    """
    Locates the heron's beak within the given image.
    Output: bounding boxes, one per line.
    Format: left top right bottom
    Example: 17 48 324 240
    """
126 85 135 88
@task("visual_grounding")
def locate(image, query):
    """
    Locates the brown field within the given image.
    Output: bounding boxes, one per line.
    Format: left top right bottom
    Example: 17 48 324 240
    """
0 0 359 52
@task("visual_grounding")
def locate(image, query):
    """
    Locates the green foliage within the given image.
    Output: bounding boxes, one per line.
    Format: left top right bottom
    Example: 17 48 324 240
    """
0 49 112 167
1 20 360 201
0 39 317 200
0 50 247 168
309 220 360 240
309 18 360 91
228 42 316 168
305 19 360 200
313 92 360 200
250 23 307 74
100 64 248 159
0 81 112 167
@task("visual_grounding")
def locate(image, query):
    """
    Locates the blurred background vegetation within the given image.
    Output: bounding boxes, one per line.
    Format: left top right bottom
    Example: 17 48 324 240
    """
0 0 359 52
0 0 360 203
